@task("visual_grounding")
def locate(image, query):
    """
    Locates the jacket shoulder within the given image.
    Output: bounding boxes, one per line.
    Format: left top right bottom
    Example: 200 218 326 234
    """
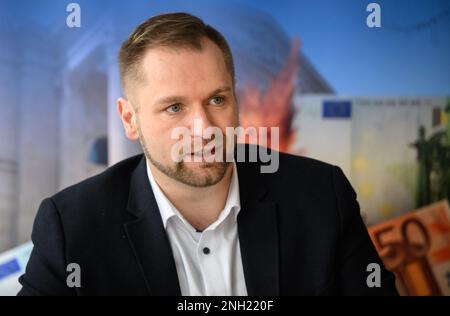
242 147 351 212
277 150 335 174
254 148 337 185
49 154 143 215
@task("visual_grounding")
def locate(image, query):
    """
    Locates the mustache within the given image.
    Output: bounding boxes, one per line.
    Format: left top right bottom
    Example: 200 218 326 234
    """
179 138 224 155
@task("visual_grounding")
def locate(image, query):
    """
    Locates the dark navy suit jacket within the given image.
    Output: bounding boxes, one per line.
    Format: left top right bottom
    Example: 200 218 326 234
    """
18 146 398 295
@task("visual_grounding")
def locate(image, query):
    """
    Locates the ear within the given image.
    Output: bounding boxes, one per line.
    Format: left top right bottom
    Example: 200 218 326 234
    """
117 97 139 140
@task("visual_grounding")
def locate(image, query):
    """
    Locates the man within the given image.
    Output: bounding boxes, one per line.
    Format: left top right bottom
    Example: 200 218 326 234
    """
18 12 398 296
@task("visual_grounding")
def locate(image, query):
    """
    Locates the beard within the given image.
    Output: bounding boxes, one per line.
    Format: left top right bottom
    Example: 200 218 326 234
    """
136 123 231 188
146 148 230 187
148 154 230 187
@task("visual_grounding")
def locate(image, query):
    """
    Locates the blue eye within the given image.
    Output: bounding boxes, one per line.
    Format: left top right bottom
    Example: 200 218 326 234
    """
167 103 182 113
210 96 224 105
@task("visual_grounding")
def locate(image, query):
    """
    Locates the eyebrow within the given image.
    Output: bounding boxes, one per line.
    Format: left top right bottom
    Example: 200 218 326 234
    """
153 86 232 107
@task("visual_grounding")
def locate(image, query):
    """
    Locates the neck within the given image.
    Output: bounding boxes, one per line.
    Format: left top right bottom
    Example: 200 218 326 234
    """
148 161 234 231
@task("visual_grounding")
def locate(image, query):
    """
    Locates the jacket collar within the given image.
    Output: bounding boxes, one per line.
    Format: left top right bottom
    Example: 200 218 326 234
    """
124 156 181 295
124 146 280 296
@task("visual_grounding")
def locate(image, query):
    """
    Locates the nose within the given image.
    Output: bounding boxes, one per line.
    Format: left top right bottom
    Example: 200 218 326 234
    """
189 105 214 138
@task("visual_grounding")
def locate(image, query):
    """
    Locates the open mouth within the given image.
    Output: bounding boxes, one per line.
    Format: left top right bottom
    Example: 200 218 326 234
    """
189 145 217 158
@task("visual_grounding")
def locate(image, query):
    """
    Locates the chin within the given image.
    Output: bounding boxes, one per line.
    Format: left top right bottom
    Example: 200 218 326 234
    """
182 163 225 178
182 162 229 183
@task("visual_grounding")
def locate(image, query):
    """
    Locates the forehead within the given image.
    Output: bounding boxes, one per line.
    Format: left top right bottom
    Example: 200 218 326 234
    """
139 39 232 100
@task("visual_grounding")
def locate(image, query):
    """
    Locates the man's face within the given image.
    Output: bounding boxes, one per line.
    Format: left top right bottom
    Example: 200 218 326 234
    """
123 39 238 187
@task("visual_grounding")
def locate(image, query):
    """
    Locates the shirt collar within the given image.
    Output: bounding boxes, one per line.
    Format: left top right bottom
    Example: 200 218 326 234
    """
146 161 241 230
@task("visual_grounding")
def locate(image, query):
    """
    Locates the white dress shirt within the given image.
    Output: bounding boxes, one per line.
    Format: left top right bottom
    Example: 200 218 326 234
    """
146 161 248 296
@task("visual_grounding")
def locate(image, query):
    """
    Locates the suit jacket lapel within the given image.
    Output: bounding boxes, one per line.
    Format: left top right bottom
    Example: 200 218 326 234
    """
124 156 181 296
122 151 280 296
236 160 280 296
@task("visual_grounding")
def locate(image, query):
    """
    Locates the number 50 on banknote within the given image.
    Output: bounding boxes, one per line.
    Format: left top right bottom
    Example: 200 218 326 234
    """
368 200 450 296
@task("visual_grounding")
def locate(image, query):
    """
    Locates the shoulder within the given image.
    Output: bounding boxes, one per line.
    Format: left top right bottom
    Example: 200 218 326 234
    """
237 144 339 188
48 154 144 219
276 150 348 194
236 145 353 214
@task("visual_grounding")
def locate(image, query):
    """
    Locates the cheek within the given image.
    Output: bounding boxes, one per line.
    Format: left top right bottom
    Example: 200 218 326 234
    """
137 115 160 141
221 105 239 127
139 116 179 151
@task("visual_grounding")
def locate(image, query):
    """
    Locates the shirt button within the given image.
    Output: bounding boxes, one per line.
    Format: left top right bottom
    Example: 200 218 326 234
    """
203 247 210 255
